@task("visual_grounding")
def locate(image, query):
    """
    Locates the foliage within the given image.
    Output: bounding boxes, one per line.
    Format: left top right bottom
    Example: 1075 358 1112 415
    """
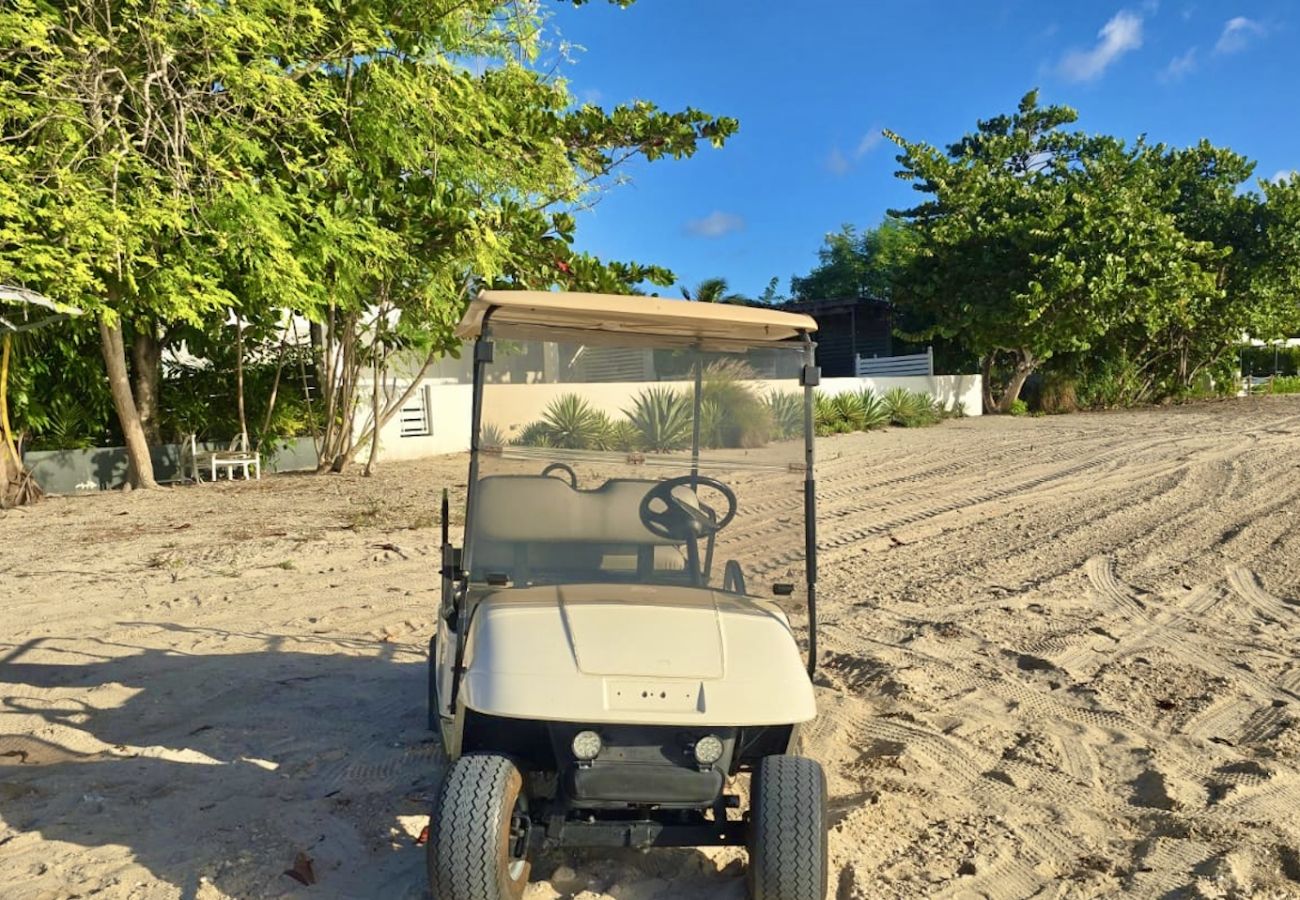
625 387 692 452
607 419 641 452
790 217 918 301
684 278 749 304
1264 376 1300 395
480 423 506 450
1008 399 1029 417
828 391 867 431
765 391 804 440
0 0 737 476
699 360 772 448
514 420 554 448
537 394 610 450
855 388 891 430
883 387 939 427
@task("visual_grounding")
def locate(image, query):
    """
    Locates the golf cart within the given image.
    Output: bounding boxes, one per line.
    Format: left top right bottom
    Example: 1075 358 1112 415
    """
427 291 827 900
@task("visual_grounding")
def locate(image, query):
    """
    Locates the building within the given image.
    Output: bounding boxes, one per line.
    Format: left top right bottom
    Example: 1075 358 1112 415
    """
780 297 895 377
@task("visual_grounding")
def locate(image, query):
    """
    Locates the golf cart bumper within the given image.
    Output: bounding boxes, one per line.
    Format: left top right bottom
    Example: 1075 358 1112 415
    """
550 723 737 809
567 763 724 807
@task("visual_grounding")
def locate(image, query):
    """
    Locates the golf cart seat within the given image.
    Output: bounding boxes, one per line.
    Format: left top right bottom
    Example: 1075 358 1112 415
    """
469 475 684 583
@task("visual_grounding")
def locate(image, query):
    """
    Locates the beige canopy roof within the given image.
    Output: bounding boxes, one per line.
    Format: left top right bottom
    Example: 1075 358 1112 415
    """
456 291 817 345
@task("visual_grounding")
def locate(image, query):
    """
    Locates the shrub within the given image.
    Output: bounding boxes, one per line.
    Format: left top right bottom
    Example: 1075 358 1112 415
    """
1039 374 1079 414
480 422 506 449
700 360 772 448
765 391 804 440
1009 398 1029 416
828 391 867 431
514 420 554 447
699 399 725 448
607 419 642 452
1267 375 1300 395
538 393 610 449
856 388 890 429
625 387 692 452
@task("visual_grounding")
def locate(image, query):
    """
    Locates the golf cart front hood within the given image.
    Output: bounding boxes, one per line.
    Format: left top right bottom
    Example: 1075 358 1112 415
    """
460 584 816 726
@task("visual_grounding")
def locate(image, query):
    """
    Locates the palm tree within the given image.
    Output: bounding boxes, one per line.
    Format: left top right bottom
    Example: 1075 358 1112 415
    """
682 277 749 304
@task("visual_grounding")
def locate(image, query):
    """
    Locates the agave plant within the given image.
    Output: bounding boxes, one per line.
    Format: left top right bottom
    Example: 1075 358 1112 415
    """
626 387 692 452
701 360 772 448
813 390 837 436
539 393 610 449
607 419 642 452
856 388 890 430
829 391 867 431
513 420 555 448
479 422 506 450
699 398 725 448
765 391 804 440
883 387 919 426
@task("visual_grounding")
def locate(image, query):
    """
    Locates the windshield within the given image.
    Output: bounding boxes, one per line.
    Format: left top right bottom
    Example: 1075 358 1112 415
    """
465 336 809 601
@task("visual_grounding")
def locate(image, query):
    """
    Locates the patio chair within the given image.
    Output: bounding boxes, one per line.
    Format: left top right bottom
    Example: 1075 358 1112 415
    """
187 433 261 482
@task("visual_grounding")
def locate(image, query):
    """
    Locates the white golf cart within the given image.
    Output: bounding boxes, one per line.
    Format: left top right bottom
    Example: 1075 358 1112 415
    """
428 291 827 899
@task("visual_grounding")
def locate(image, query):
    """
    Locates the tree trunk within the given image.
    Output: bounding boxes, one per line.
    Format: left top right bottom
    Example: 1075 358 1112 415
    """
364 340 382 477
980 353 997 414
100 318 158 489
996 350 1037 414
130 322 164 444
234 314 248 446
1 333 27 507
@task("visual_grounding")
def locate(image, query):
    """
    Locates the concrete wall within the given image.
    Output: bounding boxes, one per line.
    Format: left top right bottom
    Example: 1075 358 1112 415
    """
354 372 982 461
24 438 319 494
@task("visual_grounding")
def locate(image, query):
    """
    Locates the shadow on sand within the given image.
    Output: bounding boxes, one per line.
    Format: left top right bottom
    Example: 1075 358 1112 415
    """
0 625 742 899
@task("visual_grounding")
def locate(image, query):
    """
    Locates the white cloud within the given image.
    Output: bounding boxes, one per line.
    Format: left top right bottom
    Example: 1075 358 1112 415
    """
1270 169 1297 184
1215 16 1266 54
578 88 604 106
1160 46 1198 81
825 147 851 176
855 128 884 159
1058 10 1145 82
684 211 745 239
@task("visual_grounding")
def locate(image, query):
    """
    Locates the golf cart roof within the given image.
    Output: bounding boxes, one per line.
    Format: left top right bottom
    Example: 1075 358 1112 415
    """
457 291 817 346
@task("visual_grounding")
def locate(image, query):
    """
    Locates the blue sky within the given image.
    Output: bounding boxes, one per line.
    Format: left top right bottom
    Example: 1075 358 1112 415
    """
547 0 1298 299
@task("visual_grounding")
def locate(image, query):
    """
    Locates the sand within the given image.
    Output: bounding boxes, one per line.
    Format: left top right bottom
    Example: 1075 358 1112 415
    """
2 396 1299 899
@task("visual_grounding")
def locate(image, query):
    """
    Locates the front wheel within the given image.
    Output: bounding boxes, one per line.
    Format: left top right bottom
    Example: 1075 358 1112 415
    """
748 754 828 900
428 753 531 900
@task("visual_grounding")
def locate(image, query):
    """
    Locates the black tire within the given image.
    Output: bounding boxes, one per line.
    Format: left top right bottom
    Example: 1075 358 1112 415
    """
748 755 828 900
428 753 531 900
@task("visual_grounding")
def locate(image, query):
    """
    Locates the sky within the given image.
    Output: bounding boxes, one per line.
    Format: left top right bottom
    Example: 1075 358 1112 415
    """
545 0 1299 299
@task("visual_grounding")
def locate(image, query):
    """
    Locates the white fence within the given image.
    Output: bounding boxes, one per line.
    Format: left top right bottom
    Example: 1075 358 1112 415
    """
856 347 933 377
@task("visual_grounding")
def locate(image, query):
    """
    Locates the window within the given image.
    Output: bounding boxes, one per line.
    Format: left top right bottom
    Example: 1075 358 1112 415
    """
399 385 432 437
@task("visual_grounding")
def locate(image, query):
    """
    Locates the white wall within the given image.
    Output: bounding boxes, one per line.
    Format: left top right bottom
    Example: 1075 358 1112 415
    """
355 373 982 463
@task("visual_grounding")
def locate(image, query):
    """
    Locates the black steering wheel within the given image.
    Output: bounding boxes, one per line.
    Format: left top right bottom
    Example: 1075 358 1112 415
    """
541 462 578 488
639 475 738 542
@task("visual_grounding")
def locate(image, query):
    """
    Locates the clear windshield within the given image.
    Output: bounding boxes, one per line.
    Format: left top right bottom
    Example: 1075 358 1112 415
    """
466 336 809 601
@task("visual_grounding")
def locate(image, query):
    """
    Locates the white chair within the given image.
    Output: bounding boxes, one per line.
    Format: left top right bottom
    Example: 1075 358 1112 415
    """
188 433 261 482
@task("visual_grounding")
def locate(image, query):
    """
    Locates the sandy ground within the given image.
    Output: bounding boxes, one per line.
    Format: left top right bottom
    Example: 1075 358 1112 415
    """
3 396 1300 900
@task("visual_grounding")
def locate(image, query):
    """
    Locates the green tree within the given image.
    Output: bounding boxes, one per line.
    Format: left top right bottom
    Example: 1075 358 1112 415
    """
790 217 917 301
0 1 737 483
887 90 1219 412
683 277 748 303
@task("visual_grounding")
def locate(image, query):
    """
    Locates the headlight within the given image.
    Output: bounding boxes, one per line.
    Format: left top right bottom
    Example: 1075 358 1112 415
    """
572 730 603 761
693 734 724 766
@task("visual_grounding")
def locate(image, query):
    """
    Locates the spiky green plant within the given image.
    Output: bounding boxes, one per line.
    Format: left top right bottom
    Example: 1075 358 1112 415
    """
608 419 641 452
883 387 919 426
813 390 837 436
829 391 867 431
700 360 771 448
625 387 692 452
856 388 890 430
479 422 506 449
539 393 609 449
514 420 555 448
765 391 804 440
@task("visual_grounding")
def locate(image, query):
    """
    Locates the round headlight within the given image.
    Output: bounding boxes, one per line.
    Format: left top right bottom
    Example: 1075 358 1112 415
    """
693 734 724 766
572 730 603 761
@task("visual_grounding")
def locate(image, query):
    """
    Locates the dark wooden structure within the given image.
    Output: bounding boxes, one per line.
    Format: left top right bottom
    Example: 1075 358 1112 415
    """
781 297 893 377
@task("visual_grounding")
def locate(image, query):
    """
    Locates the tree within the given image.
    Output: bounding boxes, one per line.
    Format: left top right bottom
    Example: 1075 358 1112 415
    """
887 90 1218 412
683 277 748 303
790 217 917 301
0 1 737 482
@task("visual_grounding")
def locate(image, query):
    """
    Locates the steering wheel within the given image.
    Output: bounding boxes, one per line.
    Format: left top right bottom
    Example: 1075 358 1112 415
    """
541 462 578 488
639 475 738 542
